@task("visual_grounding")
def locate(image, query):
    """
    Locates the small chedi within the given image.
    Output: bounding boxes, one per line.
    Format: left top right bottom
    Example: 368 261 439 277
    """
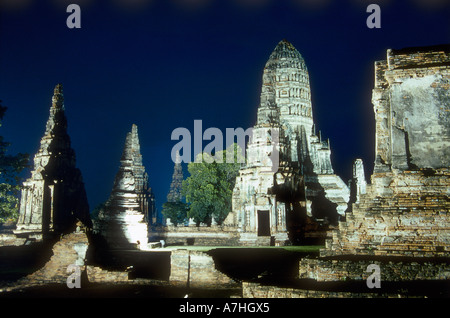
164 150 184 226
14 84 91 241
94 124 155 250
231 40 350 246
167 150 183 204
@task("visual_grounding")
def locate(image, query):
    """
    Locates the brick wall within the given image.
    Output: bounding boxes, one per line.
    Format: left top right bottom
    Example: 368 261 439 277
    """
150 225 240 246
324 169 450 257
86 266 129 283
12 228 89 287
242 282 387 298
169 249 238 288
299 258 450 282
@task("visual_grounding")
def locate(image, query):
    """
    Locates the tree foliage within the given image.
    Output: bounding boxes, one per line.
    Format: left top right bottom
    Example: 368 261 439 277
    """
91 201 107 221
181 143 242 225
0 102 30 222
161 200 188 226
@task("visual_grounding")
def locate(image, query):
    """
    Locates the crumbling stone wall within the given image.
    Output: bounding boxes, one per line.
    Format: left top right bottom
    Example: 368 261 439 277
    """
85 266 129 283
373 45 450 174
323 45 450 258
169 249 237 288
325 169 450 257
241 282 395 298
299 258 450 282
10 225 89 288
0 233 26 247
150 224 240 246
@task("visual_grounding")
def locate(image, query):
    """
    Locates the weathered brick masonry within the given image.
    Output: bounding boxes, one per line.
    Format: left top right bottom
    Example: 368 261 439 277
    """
169 249 238 288
324 169 450 257
323 45 450 258
290 45 450 296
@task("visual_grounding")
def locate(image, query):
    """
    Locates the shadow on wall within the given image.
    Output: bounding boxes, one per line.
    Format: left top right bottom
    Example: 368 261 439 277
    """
86 233 171 280
208 248 317 282
0 242 55 282
272 169 339 245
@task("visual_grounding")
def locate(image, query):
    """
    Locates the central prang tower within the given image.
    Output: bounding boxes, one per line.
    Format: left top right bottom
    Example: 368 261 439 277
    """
258 39 314 155
232 40 350 246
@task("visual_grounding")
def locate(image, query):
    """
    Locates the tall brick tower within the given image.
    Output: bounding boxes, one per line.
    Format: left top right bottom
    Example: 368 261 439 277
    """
232 40 349 245
15 84 91 241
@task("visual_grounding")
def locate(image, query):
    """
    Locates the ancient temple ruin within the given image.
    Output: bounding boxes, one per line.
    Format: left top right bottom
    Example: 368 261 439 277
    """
163 151 185 227
94 124 155 250
322 44 450 257
231 40 350 246
167 151 183 204
14 84 91 241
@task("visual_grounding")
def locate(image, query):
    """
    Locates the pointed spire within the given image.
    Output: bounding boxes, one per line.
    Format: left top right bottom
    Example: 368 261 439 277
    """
16 84 91 235
97 123 155 249
131 123 138 140
51 83 64 110
167 149 184 203
268 39 305 62
121 124 143 166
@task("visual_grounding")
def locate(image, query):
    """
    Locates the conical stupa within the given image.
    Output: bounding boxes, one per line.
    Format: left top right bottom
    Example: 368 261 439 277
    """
16 84 91 240
95 124 155 250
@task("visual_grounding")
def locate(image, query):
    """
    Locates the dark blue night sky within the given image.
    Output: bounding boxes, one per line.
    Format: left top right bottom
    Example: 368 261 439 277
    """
1 0 449 213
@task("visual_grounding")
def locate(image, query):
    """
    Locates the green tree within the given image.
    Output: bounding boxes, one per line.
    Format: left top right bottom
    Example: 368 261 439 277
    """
0 102 29 222
91 201 107 221
181 143 242 225
161 200 188 226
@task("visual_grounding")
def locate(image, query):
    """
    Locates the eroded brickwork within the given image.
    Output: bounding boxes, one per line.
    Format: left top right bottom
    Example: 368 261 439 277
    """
323 46 450 258
299 258 450 282
9 223 89 289
373 45 450 173
169 250 237 288
324 169 450 257
15 84 91 240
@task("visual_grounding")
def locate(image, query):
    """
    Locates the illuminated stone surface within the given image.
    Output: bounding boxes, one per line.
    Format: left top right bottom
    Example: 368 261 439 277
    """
15 84 91 240
348 158 367 207
248 45 450 298
95 124 155 250
232 40 349 245
322 45 450 257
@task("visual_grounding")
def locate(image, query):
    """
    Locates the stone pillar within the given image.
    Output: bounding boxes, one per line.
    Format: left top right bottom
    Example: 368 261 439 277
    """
351 159 367 203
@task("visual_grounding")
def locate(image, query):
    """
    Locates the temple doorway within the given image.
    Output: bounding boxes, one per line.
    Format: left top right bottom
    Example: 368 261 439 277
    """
257 210 270 236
